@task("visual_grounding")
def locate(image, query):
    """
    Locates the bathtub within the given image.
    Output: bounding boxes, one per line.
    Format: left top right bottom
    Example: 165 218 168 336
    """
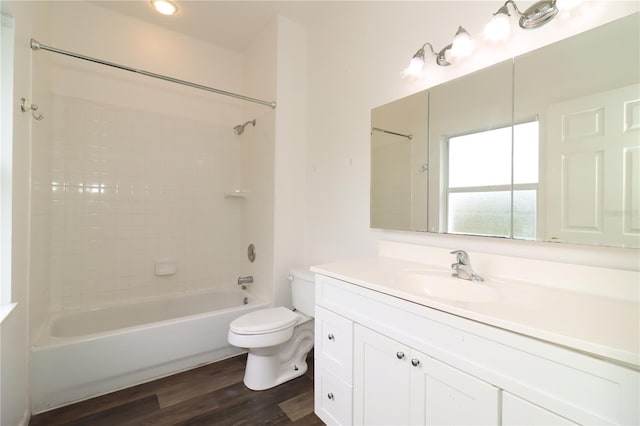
31 288 267 413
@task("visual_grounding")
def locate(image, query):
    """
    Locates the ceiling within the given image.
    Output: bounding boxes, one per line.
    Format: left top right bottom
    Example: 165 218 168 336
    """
92 0 340 52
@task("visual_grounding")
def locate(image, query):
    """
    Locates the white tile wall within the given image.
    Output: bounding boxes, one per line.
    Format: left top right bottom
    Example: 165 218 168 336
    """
29 53 54 337
49 94 245 311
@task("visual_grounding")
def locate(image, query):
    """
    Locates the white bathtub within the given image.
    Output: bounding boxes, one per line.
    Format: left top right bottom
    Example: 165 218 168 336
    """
31 288 267 413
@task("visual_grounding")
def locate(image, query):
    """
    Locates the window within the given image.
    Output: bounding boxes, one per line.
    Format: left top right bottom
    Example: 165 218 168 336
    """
1 11 15 306
446 121 539 239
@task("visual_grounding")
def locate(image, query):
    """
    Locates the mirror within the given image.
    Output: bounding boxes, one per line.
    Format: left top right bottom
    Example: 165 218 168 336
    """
515 14 639 247
428 60 516 237
371 91 428 231
370 13 640 248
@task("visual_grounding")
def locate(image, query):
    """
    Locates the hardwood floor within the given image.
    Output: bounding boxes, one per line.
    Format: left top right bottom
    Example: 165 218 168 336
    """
29 353 324 426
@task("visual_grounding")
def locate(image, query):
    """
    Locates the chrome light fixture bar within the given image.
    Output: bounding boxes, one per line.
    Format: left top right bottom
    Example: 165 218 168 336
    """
518 0 559 28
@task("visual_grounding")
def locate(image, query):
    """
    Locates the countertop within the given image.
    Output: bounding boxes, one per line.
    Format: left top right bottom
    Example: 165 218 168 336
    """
312 256 640 369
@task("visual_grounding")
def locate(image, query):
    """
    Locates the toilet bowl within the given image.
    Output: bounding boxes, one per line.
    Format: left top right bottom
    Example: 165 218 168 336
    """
227 268 315 390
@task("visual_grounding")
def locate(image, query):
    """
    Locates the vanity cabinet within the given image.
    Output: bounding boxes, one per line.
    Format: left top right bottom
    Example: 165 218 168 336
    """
314 306 353 425
354 324 499 425
314 273 639 426
502 392 578 426
353 325 412 425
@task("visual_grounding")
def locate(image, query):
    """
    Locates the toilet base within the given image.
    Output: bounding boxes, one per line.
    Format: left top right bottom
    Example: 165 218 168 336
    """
243 320 314 391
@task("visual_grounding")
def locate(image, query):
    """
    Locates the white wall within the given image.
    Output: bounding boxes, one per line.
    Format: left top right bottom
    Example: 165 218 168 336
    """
241 15 308 308
242 18 277 305
272 16 308 308
29 12 53 343
0 2 51 424
305 1 640 270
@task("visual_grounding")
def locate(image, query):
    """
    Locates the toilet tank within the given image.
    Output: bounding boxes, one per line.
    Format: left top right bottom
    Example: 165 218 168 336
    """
290 268 316 317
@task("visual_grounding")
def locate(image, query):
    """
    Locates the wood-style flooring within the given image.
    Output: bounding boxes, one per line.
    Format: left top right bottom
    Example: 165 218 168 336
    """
29 353 324 426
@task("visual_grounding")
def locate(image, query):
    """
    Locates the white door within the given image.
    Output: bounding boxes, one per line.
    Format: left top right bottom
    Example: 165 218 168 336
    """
353 325 412 426
410 351 500 425
546 84 640 247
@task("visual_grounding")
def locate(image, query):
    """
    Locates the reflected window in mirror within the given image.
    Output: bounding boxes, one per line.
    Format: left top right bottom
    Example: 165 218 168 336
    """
446 121 539 239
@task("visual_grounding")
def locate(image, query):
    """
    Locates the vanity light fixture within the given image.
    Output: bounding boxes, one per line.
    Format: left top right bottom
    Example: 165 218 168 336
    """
151 0 178 16
484 3 512 42
449 26 474 59
405 42 451 76
406 0 584 76
485 0 559 42
405 26 474 76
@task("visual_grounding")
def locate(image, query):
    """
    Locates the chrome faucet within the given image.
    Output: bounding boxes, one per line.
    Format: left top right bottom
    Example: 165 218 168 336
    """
237 275 253 289
450 250 483 282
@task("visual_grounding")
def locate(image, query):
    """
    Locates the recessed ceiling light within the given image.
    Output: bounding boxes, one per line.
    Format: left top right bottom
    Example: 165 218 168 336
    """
151 0 178 16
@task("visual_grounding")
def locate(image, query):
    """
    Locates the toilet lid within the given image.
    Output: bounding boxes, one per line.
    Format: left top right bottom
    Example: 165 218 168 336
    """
230 307 298 335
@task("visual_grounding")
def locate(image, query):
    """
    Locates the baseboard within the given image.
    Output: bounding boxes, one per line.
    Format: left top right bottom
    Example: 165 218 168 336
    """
17 408 30 426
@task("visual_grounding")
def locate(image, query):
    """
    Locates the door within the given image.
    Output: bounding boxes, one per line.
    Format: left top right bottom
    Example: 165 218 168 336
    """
353 325 412 426
546 84 640 247
410 351 500 425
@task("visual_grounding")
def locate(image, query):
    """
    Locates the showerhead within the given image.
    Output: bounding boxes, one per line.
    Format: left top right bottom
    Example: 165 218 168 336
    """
233 119 256 135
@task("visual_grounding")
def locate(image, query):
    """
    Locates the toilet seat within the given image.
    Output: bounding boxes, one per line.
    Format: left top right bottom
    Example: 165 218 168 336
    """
230 307 298 335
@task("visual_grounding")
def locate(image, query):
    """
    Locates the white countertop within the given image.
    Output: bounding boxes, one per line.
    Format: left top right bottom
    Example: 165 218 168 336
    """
312 256 640 369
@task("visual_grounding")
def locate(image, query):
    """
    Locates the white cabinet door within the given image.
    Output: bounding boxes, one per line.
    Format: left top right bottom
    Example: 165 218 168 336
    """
410 351 500 425
354 325 412 426
503 392 579 426
354 325 500 426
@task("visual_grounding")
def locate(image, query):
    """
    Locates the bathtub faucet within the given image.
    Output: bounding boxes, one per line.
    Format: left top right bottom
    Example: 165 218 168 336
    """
237 275 253 289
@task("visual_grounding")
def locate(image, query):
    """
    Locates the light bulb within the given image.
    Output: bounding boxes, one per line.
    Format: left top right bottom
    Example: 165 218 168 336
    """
450 27 474 59
557 0 584 11
151 0 178 15
484 11 511 42
405 56 425 77
404 47 426 77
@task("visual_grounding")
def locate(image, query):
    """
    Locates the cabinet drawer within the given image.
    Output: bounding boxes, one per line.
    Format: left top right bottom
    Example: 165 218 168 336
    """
315 366 352 426
315 306 353 382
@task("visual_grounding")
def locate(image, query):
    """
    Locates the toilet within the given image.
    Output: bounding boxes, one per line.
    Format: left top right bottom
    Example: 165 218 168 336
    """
227 268 315 390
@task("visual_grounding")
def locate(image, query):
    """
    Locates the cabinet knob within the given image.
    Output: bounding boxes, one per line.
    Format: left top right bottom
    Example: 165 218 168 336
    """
327 392 334 400
396 352 405 359
411 358 420 367
328 334 335 340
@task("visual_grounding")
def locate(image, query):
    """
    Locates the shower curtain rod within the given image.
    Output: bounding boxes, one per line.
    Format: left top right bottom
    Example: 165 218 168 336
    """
30 39 277 109
371 127 413 140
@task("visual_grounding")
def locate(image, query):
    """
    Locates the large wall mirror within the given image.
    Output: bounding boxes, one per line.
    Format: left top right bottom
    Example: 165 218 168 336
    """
370 13 640 249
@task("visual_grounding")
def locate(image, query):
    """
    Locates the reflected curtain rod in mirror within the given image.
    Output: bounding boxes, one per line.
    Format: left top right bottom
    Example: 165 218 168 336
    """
371 127 413 140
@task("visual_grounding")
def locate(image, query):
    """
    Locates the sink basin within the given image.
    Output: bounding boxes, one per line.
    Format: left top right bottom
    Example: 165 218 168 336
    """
399 269 499 303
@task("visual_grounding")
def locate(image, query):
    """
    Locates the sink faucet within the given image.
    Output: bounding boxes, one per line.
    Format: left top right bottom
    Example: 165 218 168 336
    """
450 250 483 282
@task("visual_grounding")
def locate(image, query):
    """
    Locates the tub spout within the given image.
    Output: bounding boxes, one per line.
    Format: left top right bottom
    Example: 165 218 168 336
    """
237 276 253 287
